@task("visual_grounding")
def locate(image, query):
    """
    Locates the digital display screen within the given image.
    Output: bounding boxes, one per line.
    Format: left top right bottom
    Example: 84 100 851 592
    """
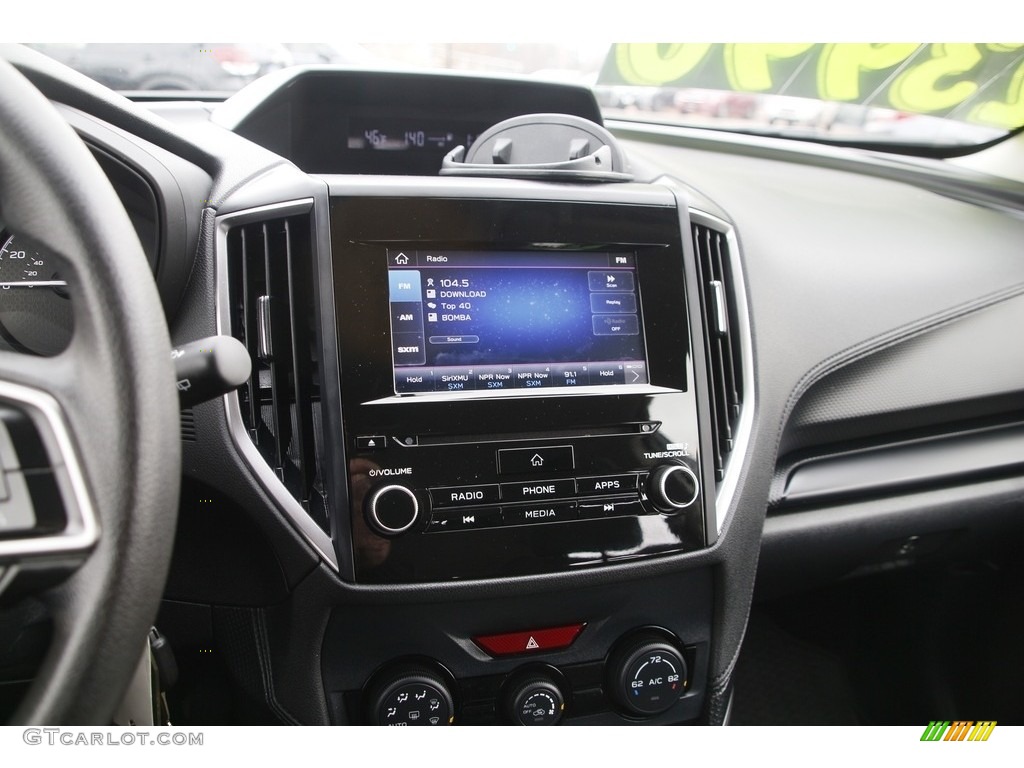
348 120 477 155
387 250 649 395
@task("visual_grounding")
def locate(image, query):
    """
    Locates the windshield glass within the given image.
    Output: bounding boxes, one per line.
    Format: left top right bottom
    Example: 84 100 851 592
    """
26 42 1024 152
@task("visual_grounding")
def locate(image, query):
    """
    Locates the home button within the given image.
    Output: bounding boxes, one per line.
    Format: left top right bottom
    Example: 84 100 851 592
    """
497 446 575 475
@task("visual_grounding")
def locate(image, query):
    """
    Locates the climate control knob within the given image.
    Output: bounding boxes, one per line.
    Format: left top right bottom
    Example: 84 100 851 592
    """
505 673 566 726
365 484 419 536
646 464 699 513
608 632 688 716
365 666 454 726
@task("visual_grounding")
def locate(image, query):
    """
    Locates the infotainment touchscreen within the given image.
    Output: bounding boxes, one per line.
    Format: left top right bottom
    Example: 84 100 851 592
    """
387 250 650 395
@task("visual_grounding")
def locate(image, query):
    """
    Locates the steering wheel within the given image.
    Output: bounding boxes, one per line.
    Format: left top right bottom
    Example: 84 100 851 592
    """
0 58 180 723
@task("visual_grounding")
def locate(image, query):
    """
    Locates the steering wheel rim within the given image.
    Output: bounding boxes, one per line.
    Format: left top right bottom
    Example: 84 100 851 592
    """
0 57 180 723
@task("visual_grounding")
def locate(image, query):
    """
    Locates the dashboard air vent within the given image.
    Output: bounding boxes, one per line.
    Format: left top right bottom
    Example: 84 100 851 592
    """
226 213 329 533
692 221 744 482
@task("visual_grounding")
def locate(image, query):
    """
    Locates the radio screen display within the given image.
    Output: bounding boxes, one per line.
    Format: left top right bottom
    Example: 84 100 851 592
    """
387 250 650 394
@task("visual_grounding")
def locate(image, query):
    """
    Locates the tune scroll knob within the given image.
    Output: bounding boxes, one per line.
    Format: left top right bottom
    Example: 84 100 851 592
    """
646 464 699 513
365 484 420 536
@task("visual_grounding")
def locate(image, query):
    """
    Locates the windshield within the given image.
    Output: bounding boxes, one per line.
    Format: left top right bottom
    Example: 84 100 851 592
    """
26 42 1024 153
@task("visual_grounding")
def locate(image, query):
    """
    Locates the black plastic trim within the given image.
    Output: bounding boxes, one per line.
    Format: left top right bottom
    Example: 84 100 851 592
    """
778 422 1024 509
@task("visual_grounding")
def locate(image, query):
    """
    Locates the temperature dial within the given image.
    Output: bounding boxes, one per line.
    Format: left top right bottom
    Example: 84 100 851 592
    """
608 632 688 716
505 674 565 726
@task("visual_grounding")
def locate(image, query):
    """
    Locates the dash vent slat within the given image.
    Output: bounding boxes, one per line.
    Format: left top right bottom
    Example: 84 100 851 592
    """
226 212 329 533
692 221 744 482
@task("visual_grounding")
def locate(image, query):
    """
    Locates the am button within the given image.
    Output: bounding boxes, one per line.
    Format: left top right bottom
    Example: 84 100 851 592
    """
497 445 575 475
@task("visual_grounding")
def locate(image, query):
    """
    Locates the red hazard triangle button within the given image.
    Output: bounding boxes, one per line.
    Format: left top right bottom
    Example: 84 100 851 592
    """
473 624 586 657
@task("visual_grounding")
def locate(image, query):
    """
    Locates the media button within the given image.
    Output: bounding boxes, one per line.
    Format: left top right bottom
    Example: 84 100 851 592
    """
427 507 503 533
497 446 575 475
430 484 500 508
578 497 646 519
577 474 639 495
500 478 576 502
504 501 578 526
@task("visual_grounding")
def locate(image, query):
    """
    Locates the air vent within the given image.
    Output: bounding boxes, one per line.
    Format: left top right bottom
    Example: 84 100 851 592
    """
692 221 744 482
226 213 329 533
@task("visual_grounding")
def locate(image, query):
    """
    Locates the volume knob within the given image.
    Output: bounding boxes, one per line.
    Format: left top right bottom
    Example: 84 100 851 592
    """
365 484 420 536
646 464 699 513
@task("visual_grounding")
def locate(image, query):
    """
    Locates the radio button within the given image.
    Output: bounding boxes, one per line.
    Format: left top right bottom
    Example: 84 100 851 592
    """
504 501 578 526
500 478 576 502
577 474 639 495
497 446 575 475
578 497 646 520
429 484 500 508
427 507 503 533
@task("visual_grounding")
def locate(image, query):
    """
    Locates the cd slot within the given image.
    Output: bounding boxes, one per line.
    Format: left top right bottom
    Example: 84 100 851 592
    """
395 421 662 448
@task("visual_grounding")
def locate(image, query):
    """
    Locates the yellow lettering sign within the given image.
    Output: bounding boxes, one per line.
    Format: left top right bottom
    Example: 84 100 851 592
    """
817 43 921 101
971 57 1024 129
889 44 982 112
615 43 712 87
723 43 814 92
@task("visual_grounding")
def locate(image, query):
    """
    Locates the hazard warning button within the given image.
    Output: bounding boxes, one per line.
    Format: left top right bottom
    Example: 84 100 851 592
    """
472 624 586 657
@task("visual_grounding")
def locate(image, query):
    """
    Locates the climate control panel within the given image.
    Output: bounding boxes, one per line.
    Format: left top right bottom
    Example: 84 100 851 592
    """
355 628 697 726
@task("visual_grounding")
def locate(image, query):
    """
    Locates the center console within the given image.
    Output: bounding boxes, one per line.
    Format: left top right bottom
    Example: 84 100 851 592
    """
314 175 720 725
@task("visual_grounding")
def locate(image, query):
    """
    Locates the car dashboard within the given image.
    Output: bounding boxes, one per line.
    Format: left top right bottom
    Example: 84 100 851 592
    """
1 48 1023 726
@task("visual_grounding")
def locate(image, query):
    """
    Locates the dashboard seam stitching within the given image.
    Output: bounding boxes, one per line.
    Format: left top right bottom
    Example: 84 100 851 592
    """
771 282 1024 485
